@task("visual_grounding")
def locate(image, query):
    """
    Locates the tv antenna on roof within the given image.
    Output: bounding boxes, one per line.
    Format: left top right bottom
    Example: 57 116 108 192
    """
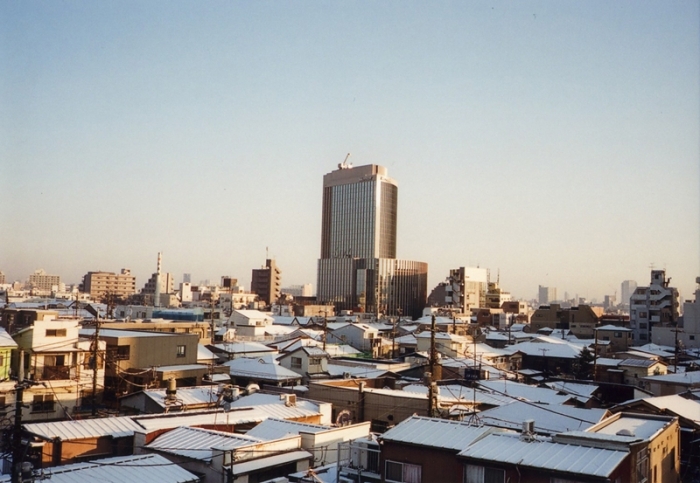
338 153 352 170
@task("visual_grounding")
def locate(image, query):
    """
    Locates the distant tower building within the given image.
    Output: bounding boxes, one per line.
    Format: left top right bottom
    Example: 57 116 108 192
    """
28 269 61 291
630 270 680 344
282 284 313 298
142 253 174 307
183 273 192 284
251 259 281 306
316 162 428 318
621 280 637 307
154 252 162 308
428 267 488 313
0 271 5 285
538 285 557 305
250 258 282 305
80 269 136 299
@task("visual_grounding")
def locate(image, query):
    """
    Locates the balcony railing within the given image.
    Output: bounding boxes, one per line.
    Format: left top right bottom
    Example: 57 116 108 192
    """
42 365 72 380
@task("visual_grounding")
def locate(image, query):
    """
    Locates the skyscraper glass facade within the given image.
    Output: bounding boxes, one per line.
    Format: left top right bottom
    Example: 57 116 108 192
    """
317 164 426 319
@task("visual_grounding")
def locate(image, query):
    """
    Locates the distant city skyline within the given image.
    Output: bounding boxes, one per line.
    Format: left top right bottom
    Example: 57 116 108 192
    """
1 2 698 302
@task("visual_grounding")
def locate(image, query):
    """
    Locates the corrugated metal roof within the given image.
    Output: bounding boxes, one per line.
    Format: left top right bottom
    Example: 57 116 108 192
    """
134 401 322 432
230 450 312 475
245 418 329 440
380 416 494 451
592 415 669 440
147 426 260 461
478 401 607 435
0 328 18 347
477 380 573 405
143 386 221 408
25 416 144 441
458 433 628 477
224 357 302 381
0 454 199 483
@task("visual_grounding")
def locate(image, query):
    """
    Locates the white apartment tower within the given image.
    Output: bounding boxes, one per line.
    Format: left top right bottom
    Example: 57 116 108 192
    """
630 270 680 344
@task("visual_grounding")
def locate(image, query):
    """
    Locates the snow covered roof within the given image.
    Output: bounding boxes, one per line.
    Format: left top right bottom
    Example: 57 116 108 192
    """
642 371 700 384
197 344 218 361
619 358 661 368
380 416 497 451
155 364 211 373
477 380 574 405
245 417 330 440
591 414 671 440
401 384 511 407
597 325 631 332
458 433 627 478
0 328 17 347
146 426 261 461
616 395 700 424
545 381 599 399
326 363 391 379
210 341 278 355
15 454 200 483
224 356 302 381
25 416 143 441
504 339 584 359
478 401 607 435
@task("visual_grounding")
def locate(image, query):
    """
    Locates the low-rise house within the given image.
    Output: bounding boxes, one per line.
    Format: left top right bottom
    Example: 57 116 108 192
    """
12 317 106 421
642 370 700 396
229 309 274 338
477 400 609 436
223 356 302 387
596 324 633 353
613 394 700 476
81 328 200 398
327 323 382 356
415 331 469 358
458 413 680 483
207 341 278 361
379 416 500 483
245 417 371 466
143 426 312 483
23 415 143 468
0 327 17 380
278 345 330 382
308 378 428 431
619 358 667 387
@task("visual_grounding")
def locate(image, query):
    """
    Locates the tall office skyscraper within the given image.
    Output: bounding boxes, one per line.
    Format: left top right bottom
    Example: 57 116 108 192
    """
317 162 427 318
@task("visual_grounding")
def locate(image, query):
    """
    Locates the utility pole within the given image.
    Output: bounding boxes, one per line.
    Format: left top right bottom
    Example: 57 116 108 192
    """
11 382 25 483
673 326 683 373
427 314 437 417
84 303 102 417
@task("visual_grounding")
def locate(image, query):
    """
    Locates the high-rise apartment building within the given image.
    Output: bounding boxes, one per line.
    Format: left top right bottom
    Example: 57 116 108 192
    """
251 258 281 306
80 269 136 299
28 269 61 291
0 271 7 285
621 280 638 307
630 270 680 344
538 285 557 305
316 163 427 318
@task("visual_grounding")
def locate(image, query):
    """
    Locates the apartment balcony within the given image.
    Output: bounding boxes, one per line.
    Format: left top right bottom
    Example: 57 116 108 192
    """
42 365 74 380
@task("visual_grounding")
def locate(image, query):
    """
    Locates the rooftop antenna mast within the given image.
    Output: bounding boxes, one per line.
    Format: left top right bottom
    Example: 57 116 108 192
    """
338 153 352 169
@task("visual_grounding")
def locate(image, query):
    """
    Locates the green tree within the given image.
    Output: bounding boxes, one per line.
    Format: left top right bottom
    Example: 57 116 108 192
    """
573 346 595 380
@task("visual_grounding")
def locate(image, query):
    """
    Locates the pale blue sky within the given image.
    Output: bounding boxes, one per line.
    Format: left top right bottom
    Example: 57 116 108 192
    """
1 1 698 302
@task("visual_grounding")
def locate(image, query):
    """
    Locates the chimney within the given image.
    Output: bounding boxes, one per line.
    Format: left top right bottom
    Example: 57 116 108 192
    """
166 378 176 401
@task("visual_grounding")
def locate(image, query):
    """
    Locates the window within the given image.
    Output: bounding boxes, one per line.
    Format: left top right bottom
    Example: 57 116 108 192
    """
465 465 505 483
116 345 131 360
45 329 67 337
32 394 55 413
44 355 65 366
386 461 421 483
309 357 323 366
637 448 649 483
690 335 695 341
0 355 3 366
291 357 302 369
176 345 186 357
614 332 622 338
